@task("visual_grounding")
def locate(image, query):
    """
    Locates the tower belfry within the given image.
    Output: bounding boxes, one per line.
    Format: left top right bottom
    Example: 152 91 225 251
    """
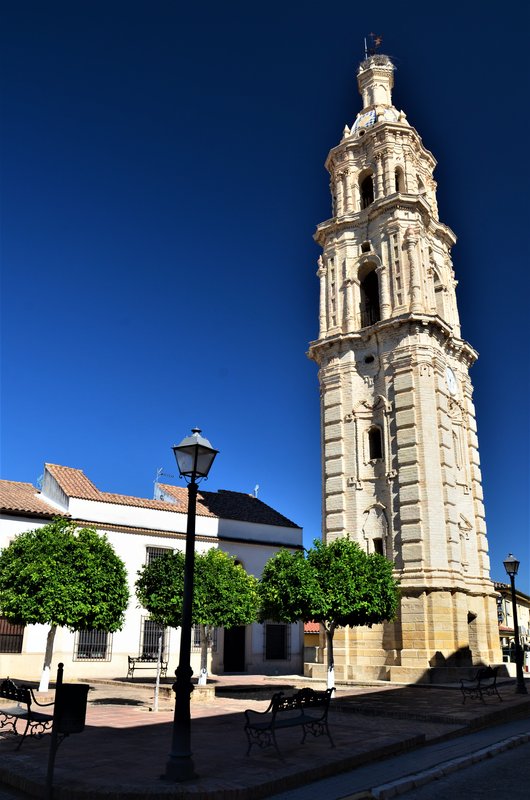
308 54 501 681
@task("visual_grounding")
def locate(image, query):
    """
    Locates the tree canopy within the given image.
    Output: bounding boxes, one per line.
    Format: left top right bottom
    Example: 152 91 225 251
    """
0 518 129 689
135 548 259 629
0 518 129 630
259 538 399 687
136 547 259 683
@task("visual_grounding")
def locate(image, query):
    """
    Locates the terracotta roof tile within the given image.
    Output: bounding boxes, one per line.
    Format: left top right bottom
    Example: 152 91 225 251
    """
494 580 530 602
0 480 65 517
45 464 101 500
45 465 178 511
99 491 181 512
158 484 216 518
304 621 320 634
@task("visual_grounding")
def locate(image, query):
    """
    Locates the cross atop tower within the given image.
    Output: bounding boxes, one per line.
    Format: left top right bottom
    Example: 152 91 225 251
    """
364 33 383 59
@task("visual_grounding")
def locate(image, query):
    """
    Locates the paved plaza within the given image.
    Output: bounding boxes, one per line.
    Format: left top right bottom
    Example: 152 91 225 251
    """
1 674 529 799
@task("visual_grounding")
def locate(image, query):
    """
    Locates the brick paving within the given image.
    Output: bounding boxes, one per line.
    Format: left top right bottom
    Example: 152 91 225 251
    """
1 675 529 799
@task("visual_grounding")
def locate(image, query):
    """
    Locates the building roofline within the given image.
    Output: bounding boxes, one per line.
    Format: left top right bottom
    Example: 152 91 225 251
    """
2 465 302 531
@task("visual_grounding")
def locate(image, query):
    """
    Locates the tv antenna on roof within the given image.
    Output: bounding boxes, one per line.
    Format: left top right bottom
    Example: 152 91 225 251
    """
364 33 383 59
154 467 175 484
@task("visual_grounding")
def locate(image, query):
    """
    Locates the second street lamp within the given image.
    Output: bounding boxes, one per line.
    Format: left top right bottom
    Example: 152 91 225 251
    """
164 428 219 782
503 553 527 695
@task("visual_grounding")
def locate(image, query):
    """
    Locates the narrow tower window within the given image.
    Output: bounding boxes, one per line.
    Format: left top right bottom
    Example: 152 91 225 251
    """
360 174 374 208
360 269 380 326
368 426 383 460
373 538 384 556
433 270 444 317
395 167 405 193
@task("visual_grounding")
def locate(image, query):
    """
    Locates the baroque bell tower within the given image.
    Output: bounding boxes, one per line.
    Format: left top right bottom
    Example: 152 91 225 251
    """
308 54 501 682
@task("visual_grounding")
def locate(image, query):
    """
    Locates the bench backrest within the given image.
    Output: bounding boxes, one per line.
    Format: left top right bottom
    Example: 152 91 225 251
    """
475 666 497 682
129 655 166 663
472 667 498 685
271 687 333 714
0 678 31 706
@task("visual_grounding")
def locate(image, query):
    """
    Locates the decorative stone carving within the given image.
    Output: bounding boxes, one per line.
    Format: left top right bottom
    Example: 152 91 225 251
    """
419 362 433 377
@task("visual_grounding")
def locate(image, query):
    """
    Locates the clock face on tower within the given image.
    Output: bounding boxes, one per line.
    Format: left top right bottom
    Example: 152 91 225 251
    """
445 366 458 396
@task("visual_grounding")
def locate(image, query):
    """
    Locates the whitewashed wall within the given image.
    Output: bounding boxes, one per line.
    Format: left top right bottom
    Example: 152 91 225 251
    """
0 489 303 681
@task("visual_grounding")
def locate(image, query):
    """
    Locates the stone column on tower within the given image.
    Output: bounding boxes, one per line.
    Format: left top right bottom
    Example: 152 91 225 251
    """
317 256 327 337
404 226 423 313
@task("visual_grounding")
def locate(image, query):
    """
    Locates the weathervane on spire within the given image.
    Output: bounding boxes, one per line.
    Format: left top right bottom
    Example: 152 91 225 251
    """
364 33 383 59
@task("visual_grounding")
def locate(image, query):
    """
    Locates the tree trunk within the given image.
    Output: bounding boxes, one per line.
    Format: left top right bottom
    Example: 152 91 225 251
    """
39 625 57 692
325 625 335 690
198 624 209 685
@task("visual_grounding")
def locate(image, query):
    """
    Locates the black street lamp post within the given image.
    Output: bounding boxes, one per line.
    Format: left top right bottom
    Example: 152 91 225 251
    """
164 428 218 781
503 553 527 695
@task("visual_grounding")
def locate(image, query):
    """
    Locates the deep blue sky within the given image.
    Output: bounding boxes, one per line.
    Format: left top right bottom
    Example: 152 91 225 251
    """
1 1 528 589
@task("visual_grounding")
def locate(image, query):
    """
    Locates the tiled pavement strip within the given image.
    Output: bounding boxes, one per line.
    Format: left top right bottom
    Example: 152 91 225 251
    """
0 675 529 799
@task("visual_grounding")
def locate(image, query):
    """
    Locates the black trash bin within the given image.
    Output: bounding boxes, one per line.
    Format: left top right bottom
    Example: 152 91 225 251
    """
54 684 89 734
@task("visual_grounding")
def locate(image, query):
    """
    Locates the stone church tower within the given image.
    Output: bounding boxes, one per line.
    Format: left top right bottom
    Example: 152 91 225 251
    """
308 54 501 682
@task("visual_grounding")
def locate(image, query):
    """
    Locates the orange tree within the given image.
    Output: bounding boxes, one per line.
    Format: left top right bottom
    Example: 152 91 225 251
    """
0 518 128 690
136 548 259 683
259 538 399 688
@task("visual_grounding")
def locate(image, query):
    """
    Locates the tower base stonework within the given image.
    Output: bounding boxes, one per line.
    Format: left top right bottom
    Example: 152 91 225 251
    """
306 584 501 683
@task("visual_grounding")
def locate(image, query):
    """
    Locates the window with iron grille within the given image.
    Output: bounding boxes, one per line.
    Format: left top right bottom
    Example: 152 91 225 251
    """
264 623 291 661
145 546 172 566
74 630 112 661
191 626 218 652
0 617 24 653
139 617 169 659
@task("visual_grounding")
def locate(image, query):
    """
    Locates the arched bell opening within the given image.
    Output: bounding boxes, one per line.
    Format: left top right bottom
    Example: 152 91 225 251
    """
359 268 381 327
360 172 374 209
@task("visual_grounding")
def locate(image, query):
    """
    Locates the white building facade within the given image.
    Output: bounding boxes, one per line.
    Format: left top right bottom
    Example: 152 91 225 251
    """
308 54 501 682
0 463 303 681
495 582 530 674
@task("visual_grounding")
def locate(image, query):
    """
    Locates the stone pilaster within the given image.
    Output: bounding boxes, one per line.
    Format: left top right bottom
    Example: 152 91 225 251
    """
404 227 423 313
317 257 327 337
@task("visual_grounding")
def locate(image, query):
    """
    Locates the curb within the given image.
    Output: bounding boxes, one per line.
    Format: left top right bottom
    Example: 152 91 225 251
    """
364 732 530 799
